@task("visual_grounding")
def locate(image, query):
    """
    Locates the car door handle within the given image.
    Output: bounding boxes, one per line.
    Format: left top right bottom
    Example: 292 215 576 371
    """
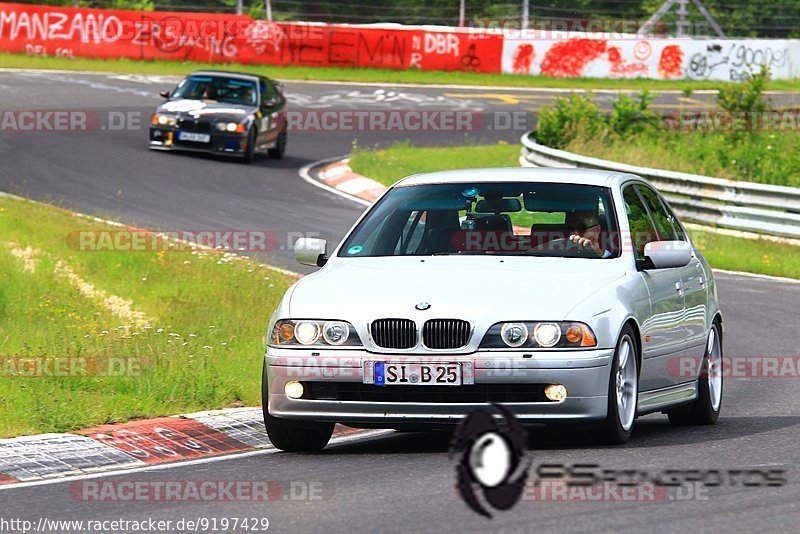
675 282 683 295
699 276 705 287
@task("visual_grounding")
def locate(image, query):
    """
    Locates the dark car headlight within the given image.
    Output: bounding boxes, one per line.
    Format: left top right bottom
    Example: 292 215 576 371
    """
215 122 246 133
270 319 362 347
480 321 597 349
151 114 176 127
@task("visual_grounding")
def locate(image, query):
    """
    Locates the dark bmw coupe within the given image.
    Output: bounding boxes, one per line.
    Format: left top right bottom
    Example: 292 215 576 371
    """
149 70 287 163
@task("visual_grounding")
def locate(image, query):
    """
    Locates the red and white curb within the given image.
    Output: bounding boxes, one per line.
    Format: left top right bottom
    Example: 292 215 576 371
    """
0 408 366 487
317 159 388 204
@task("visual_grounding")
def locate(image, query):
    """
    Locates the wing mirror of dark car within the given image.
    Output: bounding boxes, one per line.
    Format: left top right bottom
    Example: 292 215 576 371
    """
159 90 171 99
262 97 278 108
295 237 328 267
640 241 692 270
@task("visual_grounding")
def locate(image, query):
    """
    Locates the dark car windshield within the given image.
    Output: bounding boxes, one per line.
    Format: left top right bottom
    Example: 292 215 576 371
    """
172 76 258 106
338 182 620 259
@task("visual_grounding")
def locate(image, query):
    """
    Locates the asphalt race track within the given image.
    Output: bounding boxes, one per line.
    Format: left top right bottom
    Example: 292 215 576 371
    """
1 70 800 532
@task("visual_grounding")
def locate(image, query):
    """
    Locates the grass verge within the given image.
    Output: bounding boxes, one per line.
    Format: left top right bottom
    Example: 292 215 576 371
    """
3 52 800 91
348 142 800 279
564 132 800 188
349 141 521 187
0 195 294 438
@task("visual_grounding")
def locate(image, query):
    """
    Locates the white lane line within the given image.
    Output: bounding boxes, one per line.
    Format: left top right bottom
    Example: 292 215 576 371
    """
712 268 800 285
8 68 791 95
299 156 372 207
0 430 394 492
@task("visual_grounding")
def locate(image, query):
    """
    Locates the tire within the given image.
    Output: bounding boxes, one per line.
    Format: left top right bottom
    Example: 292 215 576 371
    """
596 325 639 445
268 130 287 159
668 322 723 426
261 362 333 452
243 128 257 164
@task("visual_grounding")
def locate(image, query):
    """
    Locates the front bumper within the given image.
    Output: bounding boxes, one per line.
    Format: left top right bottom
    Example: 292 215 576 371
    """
149 127 249 156
265 348 613 425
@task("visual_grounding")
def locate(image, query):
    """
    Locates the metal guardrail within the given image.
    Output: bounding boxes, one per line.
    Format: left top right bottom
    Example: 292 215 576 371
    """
520 132 800 239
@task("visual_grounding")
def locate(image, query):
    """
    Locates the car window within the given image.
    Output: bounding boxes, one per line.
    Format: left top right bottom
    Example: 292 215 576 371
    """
622 185 659 261
636 185 681 241
172 76 257 106
394 211 427 255
260 80 280 107
338 181 620 259
653 192 686 241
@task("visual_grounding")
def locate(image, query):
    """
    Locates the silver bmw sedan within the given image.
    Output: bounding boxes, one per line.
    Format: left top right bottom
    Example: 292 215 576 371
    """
262 168 723 451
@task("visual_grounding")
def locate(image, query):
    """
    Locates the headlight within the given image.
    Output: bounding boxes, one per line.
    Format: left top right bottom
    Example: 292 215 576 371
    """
216 122 246 133
500 322 528 348
480 322 597 349
533 322 561 348
270 319 361 347
152 114 176 127
322 321 350 345
295 321 320 345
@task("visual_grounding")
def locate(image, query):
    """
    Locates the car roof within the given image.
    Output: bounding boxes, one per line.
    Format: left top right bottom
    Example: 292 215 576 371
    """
188 70 262 83
394 167 627 188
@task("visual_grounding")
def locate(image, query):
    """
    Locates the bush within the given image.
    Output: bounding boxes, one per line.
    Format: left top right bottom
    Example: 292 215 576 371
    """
717 66 769 115
536 91 662 148
607 91 662 139
536 93 604 149
534 68 800 187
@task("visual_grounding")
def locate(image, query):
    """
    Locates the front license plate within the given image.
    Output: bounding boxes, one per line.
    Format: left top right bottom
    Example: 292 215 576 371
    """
374 362 462 386
178 132 211 143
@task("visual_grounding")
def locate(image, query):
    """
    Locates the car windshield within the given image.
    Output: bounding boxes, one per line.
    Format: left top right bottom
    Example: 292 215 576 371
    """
172 76 258 106
338 181 620 259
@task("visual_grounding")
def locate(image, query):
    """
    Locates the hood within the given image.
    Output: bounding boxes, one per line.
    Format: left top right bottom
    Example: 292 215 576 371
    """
157 99 256 121
288 256 625 330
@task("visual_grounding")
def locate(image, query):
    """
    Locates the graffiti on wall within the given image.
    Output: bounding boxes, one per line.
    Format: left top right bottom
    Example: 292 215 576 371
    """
501 36 798 81
1 2 799 81
685 41 789 81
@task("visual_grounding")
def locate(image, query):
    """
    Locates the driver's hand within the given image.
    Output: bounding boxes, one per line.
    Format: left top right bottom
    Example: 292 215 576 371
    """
569 234 593 249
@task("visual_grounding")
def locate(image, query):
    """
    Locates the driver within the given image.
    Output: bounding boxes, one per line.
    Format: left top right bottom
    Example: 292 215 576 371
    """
201 85 218 101
566 211 611 257
241 86 256 106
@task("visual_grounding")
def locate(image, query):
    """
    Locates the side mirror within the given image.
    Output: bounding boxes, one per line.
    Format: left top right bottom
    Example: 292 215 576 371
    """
642 241 692 269
294 238 328 267
159 89 171 99
262 97 278 108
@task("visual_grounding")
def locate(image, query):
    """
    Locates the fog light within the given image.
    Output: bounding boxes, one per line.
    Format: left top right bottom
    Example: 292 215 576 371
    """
285 381 304 399
544 384 567 402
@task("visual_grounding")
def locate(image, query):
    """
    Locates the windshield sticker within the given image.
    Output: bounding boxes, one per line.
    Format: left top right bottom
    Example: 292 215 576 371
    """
347 245 364 255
